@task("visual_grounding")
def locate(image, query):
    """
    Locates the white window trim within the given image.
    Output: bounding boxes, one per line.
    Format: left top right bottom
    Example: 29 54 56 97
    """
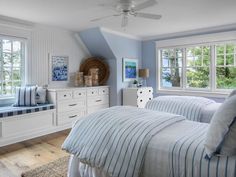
156 31 236 97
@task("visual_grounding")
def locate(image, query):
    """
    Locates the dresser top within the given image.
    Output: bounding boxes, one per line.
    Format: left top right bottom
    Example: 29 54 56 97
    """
48 86 109 92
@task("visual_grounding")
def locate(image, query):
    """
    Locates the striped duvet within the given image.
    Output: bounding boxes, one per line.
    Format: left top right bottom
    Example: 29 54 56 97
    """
67 121 236 177
145 96 216 122
62 106 185 177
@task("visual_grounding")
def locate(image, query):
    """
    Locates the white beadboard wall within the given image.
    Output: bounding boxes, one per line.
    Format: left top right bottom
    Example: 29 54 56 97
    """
30 25 90 87
0 17 90 87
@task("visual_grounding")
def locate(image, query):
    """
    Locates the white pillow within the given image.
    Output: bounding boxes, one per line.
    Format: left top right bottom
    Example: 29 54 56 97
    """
227 89 236 98
204 94 236 158
35 87 47 104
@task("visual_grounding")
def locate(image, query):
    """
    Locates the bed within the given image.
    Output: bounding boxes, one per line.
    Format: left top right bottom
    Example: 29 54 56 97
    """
145 96 221 123
62 106 236 177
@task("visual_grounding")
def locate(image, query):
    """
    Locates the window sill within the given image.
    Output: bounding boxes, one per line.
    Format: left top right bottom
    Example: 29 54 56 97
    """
157 89 229 98
0 97 15 106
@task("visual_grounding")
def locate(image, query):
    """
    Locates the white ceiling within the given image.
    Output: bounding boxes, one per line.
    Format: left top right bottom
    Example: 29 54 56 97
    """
0 0 235 39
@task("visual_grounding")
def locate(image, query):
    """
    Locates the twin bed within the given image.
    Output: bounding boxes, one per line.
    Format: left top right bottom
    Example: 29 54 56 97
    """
62 95 236 177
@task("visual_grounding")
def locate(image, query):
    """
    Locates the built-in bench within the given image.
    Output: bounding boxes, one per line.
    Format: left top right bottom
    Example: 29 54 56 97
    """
0 104 58 147
0 104 55 118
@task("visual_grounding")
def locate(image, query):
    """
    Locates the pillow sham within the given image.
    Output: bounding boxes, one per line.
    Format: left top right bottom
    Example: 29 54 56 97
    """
13 86 37 106
227 89 236 98
204 94 236 158
35 87 47 104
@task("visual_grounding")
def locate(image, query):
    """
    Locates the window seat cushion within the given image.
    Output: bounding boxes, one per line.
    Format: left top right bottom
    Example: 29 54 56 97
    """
0 104 55 118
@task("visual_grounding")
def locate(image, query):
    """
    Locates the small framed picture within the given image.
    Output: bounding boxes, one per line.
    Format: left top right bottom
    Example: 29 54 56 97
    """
49 54 69 84
123 58 138 82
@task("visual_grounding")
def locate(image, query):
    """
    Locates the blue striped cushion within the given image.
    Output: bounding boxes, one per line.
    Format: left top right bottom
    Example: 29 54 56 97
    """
13 86 37 106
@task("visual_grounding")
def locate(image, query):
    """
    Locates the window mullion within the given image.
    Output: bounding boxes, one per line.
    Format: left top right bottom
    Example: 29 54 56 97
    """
211 45 216 92
182 48 187 89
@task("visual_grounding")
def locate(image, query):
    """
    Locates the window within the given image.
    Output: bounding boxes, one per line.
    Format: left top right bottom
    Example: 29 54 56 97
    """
161 49 182 88
0 38 25 98
158 42 236 93
216 44 236 89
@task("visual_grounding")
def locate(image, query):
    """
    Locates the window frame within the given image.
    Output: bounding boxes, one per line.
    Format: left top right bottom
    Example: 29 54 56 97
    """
0 35 26 99
156 39 236 97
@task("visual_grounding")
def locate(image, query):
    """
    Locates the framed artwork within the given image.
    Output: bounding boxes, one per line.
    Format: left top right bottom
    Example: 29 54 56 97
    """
49 55 69 83
123 58 138 82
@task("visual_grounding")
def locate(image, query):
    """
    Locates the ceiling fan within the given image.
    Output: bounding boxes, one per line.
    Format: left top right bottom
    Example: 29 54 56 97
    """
91 0 162 27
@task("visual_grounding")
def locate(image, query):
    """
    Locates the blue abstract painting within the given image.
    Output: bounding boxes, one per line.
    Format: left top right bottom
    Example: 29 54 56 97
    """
123 58 138 82
51 56 69 81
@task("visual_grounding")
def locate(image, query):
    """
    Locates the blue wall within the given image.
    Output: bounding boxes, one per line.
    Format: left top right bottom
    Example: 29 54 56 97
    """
102 31 142 105
142 40 157 95
80 28 142 106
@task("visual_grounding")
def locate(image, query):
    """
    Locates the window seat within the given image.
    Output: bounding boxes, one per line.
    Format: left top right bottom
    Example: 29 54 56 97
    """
0 104 55 118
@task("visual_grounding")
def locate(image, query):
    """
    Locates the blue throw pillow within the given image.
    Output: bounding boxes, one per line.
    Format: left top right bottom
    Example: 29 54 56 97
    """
13 86 37 106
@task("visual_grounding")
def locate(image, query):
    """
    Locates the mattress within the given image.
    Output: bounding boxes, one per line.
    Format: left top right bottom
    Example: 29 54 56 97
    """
67 120 236 177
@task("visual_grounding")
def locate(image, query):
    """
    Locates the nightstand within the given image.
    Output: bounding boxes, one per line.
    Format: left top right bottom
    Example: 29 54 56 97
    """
123 87 153 108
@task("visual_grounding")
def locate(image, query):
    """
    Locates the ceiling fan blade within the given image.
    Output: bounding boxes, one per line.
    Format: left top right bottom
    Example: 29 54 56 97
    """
91 14 120 22
133 0 157 11
135 13 161 20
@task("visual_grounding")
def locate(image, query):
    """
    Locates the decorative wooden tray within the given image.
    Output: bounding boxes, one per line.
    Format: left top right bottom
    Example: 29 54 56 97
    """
79 57 110 85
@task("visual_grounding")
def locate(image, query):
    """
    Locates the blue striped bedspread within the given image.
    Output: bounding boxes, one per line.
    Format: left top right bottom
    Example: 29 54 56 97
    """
142 121 236 177
62 106 185 177
145 96 216 122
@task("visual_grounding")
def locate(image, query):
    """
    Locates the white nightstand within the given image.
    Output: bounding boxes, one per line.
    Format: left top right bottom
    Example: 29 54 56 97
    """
123 87 153 108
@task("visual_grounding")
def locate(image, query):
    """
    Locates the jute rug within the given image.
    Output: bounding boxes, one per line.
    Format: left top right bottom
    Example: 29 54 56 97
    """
21 156 70 177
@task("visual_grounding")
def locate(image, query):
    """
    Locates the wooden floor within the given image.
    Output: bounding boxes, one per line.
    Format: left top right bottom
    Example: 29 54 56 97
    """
0 130 70 177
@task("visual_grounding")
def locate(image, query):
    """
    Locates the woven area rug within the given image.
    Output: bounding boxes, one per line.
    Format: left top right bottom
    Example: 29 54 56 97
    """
21 156 70 177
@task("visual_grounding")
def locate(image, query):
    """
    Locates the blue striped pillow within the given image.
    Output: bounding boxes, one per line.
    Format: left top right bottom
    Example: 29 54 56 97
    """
13 86 37 106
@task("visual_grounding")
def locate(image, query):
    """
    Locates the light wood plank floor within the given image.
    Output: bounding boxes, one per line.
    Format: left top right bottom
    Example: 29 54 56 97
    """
0 130 70 177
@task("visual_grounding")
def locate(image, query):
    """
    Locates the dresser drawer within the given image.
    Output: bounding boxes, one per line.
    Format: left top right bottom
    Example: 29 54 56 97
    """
99 87 109 95
57 110 86 126
87 95 109 107
57 91 72 101
87 104 109 114
57 99 86 113
73 89 86 98
87 88 99 97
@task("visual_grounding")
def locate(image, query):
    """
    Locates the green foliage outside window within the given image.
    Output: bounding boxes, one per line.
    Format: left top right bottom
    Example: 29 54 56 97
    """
0 39 23 96
161 43 236 90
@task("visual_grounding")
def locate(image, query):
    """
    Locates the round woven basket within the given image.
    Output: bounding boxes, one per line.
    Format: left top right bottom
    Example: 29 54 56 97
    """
79 57 110 85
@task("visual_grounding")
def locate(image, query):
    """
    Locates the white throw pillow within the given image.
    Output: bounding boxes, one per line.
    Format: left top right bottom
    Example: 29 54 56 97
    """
204 94 236 158
35 87 47 104
227 89 236 98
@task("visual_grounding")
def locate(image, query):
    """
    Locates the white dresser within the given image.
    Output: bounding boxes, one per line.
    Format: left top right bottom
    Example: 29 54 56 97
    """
47 86 109 128
123 87 153 108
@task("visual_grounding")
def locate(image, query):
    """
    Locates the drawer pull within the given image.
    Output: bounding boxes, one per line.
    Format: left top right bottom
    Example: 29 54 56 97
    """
69 115 77 118
64 95 67 97
79 93 82 95
69 104 77 107
95 100 102 102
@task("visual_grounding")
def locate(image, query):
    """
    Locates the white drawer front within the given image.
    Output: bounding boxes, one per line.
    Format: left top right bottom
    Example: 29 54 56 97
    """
99 87 109 95
87 88 99 97
87 95 109 107
58 110 86 126
73 89 86 98
58 99 86 113
87 104 109 114
57 91 72 101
